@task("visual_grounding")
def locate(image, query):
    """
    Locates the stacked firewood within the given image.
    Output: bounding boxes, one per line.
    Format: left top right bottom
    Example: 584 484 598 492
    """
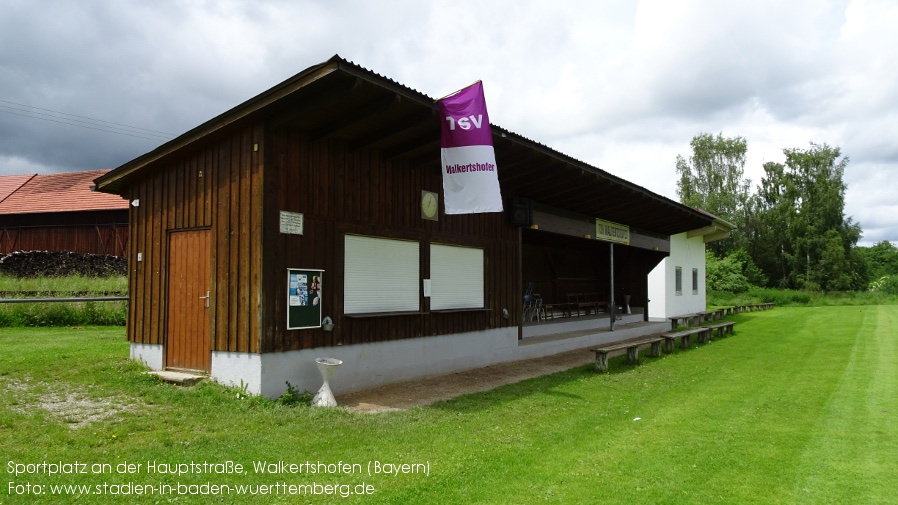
0 251 127 278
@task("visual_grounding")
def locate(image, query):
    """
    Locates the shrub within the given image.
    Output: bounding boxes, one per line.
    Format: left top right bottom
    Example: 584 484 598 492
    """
275 382 314 407
706 251 750 293
870 275 898 295
709 286 897 307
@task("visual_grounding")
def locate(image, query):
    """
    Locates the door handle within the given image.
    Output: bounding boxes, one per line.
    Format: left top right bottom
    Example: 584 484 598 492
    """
199 290 210 308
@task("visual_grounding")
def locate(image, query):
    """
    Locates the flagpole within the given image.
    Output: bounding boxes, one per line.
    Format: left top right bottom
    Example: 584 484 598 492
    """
435 80 482 102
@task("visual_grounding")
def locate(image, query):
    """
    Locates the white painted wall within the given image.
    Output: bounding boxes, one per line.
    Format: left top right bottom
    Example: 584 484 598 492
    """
240 319 666 399
130 343 163 370
648 232 707 319
132 315 666 399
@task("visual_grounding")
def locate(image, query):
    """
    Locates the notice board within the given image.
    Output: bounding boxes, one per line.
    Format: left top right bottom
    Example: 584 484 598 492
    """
287 268 324 330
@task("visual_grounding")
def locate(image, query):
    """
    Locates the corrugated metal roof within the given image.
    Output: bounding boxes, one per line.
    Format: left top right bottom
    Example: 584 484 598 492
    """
0 170 128 215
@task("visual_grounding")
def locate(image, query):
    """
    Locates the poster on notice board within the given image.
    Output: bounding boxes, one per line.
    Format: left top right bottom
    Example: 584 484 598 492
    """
287 268 323 329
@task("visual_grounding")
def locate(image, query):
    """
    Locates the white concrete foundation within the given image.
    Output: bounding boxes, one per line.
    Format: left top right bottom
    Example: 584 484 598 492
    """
216 317 666 399
130 317 667 400
130 343 163 370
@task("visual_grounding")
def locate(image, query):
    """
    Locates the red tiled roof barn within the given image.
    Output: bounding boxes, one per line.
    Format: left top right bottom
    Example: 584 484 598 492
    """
0 170 128 256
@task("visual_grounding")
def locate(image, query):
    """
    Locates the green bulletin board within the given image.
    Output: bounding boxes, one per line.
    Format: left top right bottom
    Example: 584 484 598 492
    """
287 268 324 330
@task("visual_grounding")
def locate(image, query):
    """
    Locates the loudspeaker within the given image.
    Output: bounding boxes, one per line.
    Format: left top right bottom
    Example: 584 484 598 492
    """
508 197 533 227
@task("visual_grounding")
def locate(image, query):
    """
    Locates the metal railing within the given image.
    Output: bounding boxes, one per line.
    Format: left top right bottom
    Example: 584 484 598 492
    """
0 296 127 304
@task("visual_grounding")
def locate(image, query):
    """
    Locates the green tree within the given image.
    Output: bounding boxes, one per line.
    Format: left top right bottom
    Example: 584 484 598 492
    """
731 248 767 287
748 143 861 290
675 132 751 255
856 240 898 279
704 250 750 293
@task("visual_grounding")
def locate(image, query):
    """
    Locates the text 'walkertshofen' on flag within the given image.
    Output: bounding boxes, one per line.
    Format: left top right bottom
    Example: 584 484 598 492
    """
438 81 503 214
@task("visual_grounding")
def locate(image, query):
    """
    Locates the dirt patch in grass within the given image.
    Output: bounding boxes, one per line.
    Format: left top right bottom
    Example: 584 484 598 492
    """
336 346 595 413
2 376 145 429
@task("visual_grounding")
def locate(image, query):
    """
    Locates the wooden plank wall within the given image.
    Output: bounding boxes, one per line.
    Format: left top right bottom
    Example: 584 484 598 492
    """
0 211 128 256
262 126 519 352
122 119 668 353
126 124 263 352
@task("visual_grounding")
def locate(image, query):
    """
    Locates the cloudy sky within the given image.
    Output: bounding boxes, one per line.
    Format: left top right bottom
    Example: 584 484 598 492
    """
2 0 896 246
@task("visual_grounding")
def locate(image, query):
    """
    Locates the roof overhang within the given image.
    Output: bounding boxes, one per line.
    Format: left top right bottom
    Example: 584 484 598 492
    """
95 55 712 236
686 210 736 243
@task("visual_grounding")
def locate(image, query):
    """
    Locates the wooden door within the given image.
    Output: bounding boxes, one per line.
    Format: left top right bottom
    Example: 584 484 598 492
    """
165 229 211 371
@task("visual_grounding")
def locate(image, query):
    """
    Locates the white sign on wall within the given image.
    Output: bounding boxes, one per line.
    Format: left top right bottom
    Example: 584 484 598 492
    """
279 211 304 235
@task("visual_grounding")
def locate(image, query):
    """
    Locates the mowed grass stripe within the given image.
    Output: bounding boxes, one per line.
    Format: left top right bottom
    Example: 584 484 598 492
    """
571 307 861 505
789 306 898 504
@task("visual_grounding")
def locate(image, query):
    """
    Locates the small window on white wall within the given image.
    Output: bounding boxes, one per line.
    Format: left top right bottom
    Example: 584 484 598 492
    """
344 235 419 314
430 243 484 310
675 266 683 296
692 268 699 295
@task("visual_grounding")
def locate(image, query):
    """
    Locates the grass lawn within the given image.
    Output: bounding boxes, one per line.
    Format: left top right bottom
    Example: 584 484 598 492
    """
0 275 128 327
1 306 897 504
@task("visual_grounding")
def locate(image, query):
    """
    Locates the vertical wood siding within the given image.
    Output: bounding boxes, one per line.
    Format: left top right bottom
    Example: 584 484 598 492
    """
127 125 263 353
125 119 663 354
261 126 519 352
0 211 128 256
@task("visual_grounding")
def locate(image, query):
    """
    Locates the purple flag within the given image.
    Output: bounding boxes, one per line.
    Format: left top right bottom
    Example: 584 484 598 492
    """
438 82 503 214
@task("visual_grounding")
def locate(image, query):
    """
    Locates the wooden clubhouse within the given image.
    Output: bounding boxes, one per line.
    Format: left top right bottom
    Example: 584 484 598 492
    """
94 55 715 398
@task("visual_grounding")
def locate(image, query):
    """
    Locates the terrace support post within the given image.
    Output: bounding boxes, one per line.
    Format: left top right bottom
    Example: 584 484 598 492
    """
609 242 615 331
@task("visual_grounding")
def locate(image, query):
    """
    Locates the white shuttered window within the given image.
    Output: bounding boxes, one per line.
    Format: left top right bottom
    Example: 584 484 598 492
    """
430 243 484 310
344 235 419 314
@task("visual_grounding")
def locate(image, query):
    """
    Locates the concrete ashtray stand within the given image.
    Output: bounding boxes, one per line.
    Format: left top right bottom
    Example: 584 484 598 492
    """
312 357 343 407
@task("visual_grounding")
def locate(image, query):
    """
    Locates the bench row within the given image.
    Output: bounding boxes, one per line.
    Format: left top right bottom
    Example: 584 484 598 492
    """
668 303 773 330
730 302 775 312
590 321 735 373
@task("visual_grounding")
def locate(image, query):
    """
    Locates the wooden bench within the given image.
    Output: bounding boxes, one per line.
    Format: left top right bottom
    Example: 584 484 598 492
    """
661 327 710 352
668 313 702 330
734 303 773 313
543 303 573 319
567 293 608 316
590 336 664 373
704 321 735 339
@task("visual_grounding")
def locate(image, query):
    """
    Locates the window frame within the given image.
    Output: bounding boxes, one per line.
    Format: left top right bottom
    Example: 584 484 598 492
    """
675 266 683 296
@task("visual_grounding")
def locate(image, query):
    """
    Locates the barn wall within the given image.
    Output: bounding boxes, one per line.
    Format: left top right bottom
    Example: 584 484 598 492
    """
261 126 520 352
0 210 128 256
126 124 264 351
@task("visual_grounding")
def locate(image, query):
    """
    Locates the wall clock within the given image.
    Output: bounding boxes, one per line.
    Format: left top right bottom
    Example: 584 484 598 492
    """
421 190 439 221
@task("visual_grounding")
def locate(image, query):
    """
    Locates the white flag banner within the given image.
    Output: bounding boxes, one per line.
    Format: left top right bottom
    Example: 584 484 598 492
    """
438 82 503 214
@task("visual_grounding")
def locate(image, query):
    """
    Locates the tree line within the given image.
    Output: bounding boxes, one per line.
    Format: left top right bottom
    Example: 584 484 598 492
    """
676 133 898 294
